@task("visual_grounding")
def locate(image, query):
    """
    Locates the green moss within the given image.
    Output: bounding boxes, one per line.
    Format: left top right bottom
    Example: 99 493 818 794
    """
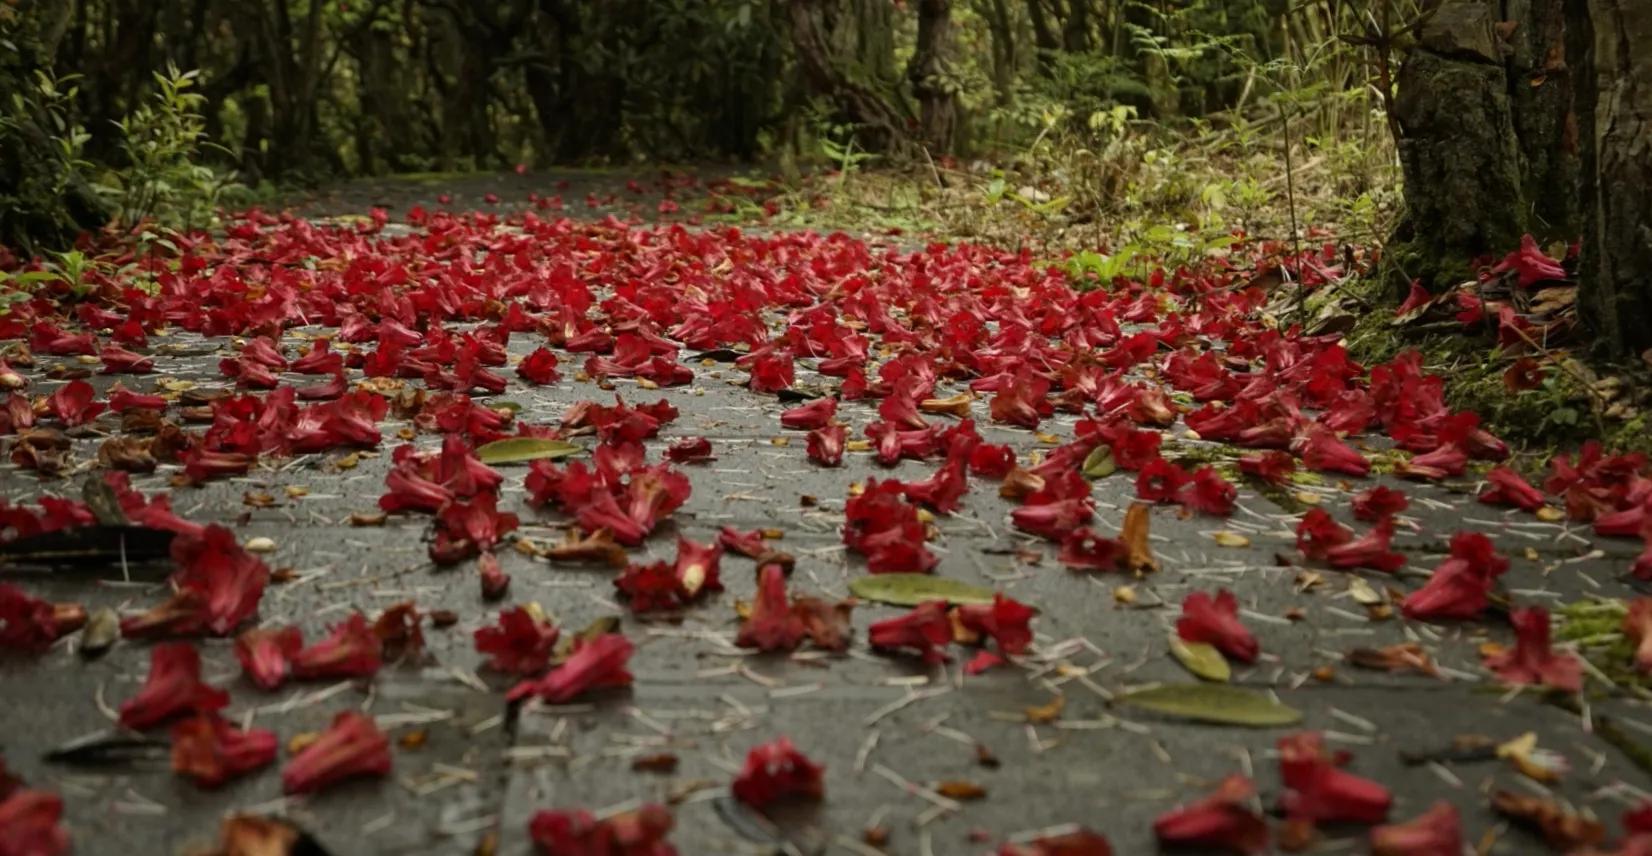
1556 599 1649 694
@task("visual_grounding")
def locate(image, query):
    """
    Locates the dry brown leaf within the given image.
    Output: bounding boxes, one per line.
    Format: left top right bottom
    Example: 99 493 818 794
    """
1025 695 1065 724
934 780 987 800
1120 502 1158 574
1491 790 1605 851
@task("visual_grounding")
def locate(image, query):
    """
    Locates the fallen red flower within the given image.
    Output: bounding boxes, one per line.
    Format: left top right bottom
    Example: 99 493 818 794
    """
665 435 713 463
868 600 952 663
1625 598 1652 675
1135 457 1190 503
119 643 230 731
234 626 303 691
1177 589 1259 663
1490 233 1568 289
672 536 723 599
1237 451 1294 486
1295 427 1369 477
290 613 383 680
507 633 634 703
969 442 1016 478
614 561 685 613
1153 774 1268 855
1325 518 1405 573
901 457 969 513
99 345 154 374
516 347 561 384
474 606 560 674
1058 528 1123 572
1277 731 1391 825
1370 801 1461 856
1401 531 1509 621
1483 606 1582 692
171 713 278 788
1295 508 1352 561
0 584 82 652
731 736 824 811
736 564 807 652
528 804 678 856
806 423 846 466
956 594 1036 657
1178 466 1236 516
0 789 70 856
169 525 270 635
281 710 391 795
780 397 837 430
1478 467 1547 511
997 829 1112 856
46 380 104 427
1351 486 1408 522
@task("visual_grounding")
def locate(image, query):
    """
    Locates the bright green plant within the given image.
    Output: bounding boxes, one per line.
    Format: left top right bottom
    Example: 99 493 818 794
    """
97 65 237 232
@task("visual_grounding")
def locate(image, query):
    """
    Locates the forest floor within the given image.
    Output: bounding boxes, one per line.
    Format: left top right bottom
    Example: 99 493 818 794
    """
2 168 1650 856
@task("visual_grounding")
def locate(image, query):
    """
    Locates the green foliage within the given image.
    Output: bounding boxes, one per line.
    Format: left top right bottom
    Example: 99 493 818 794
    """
96 65 238 231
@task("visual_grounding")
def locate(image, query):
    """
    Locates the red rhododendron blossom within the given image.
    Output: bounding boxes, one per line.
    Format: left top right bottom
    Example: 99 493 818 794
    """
901 458 969 513
1490 234 1567 289
516 348 561 384
1478 467 1547 511
672 536 723 599
1402 531 1509 621
957 594 1036 657
1394 279 1432 318
1177 589 1259 663
1295 508 1352 561
234 626 303 691
171 713 278 788
1178 466 1236 516
118 643 230 731
737 564 807 652
746 349 794 393
281 710 391 795
1397 442 1468 481
0 584 82 652
1370 801 1461 856
731 737 824 811
1277 731 1391 825
1238 451 1294 486
1295 427 1370 477
0 789 70 856
1482 606 1582 692
528 804 678 856
867 600 952 663
107 387 167 412
780 397 837 430
99 345 154 374
507 633 634 703
1058 528 1123 571
1010 496 1093 541
1625 598 1652 675
988 371 1053 429
997 829 1113 856
1325 519 1405 573
1153 774 1268 855
843 480 938 572
474 607 560 675
1351 486 1409 522
969 442 1016 478
170 525 270 635
806 423 846 467
878 387 928 430
1135 458 1190 503
432 491 521 561
665 436 713 463
614 561 685 613
29 321 95 356
46 380 104 427
379 466 455 515
290 613 383 679
180 448 255 485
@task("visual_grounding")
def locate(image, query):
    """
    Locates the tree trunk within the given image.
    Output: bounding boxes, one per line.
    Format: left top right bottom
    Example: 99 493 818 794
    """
908 0 961 154
785 0 915 152
1571 0 1652 355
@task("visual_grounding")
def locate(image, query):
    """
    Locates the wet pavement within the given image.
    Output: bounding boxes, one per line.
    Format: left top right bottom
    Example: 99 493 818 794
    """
2 174 1650 855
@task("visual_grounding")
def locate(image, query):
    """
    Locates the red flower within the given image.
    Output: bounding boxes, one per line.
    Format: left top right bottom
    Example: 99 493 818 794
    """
0 584 81 652
1105 427 1163 471
1625 598 1652 675
181 448 254 484
868 600 952 663
1238 451 1294 486
379 466 455 514
672 536 723 599
1177 589 1258 663
1397 443 1468 480
1295 427 1369 477
737 564 806 652
107 386 167 412
171 525 269 635
901 458 969 513
969 442 1016 478
1178 466 1236 516
780 397 837 430
844 480 938 572
1477 467 1547 511
1295 508 1352 561
731 737 824 811
1370 801 1461 856
1011 497 1093 541
290 613 383 679
956 594 1036 656
1483 606 1582 692
528 804 678 856
99 345 154 374
998 829 1112 856
474 606 560 674
1394 279 1432 317
46 380 104 427
281 710 392 794
615 561 685 613
665 436 713 463
878 387 928 429
170 714 277 788
1058 528 1123 571
1490 234 1567 289
291 338 342 374
0 789 70 856
234 626 303 691
118 643 230 731
1153 774 1268 855
1325 519 1405 573
1277 731 1391 825
746 349 794 393
1351 486 1408 522
516 348 561 384
988 370 1053 429
1401 532 1508 621
507 633 634 703
806 423 846 467
432 490 521 561
1135 458 1190 503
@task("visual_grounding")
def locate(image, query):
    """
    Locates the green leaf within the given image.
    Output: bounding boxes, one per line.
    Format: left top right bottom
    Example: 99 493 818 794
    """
1168 636 1230 682
848 574 995 607
1118 684 1301 727
1081 446 1117 479
475 437 582 465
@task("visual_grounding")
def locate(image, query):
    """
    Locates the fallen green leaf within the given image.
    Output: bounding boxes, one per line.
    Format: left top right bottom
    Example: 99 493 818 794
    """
1081 446 1117 479
1169 636 1231 682
475 437 582 465
848 574 995 607
1118 683 1301 727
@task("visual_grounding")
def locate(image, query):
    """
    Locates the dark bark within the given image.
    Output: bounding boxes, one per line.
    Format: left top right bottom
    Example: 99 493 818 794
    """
785 0 915 152
908 0 961 154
